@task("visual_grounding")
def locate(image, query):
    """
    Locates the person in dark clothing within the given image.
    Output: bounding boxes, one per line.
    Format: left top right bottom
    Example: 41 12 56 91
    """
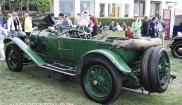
98 21 104 33
89 16 98 36
148 17 158 38
50 13 57 25
141 16 148 36
58 13 69 26
109 21 116 31
8 12 22 36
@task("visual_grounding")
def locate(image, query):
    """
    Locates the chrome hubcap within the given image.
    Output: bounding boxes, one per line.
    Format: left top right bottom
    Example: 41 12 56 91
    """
178 48 182 53
93 80 98 85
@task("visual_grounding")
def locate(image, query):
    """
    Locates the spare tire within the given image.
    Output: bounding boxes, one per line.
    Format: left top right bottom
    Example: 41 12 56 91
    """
148 47 170 93
140 47 155 92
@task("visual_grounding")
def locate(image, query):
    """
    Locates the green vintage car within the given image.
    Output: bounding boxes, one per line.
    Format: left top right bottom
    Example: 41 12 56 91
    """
3 14 175 104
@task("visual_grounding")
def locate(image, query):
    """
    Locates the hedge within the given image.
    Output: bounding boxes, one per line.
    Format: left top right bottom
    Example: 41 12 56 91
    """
3 16 151 27
97 17 136 26
70 17 148 27
3 16 24 24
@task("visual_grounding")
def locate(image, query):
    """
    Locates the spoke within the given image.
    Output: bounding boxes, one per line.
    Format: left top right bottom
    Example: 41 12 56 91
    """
99 83 110 93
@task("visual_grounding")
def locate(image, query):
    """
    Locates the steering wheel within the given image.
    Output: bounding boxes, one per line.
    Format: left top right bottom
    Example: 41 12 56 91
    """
77 25 92 39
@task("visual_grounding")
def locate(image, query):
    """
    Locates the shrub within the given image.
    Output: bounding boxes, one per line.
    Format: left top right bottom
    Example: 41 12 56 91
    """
2 16 151 27
3 16 24 24
97 17 136 26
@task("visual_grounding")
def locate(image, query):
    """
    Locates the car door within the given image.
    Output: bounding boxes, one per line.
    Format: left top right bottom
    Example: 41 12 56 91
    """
57 33 72 64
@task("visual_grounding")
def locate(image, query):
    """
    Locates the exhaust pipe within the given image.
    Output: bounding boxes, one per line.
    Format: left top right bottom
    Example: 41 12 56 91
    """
122 87 150 95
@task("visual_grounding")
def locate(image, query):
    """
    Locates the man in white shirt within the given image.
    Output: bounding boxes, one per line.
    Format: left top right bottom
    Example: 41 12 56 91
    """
82 11 90 27
157 16 166 47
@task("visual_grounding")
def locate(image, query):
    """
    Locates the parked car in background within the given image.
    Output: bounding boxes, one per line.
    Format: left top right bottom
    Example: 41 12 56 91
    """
169 36 182 58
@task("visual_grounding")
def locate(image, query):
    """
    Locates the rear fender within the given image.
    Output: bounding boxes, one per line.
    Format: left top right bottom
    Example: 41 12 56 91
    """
4 37 46 66
77 49 132 75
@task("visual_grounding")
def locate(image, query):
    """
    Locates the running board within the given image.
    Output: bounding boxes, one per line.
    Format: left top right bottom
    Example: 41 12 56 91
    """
40 63 76 76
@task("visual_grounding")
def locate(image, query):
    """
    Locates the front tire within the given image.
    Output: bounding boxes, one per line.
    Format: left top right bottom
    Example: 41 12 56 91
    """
5 44 23 72
171 41 182 58
81 56 122 104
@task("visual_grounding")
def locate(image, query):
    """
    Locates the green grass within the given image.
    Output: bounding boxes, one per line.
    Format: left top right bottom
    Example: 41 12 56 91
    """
0 31 182 105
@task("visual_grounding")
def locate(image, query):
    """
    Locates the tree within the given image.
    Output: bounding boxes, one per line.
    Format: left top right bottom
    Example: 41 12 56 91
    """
38 0 50 13
1 0 5 15
26 0 29 12
11 0 19 12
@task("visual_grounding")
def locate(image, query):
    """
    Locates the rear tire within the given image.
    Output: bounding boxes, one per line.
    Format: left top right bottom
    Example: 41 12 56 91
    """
148 47 170 93
81 56 122 104
5 44 23 72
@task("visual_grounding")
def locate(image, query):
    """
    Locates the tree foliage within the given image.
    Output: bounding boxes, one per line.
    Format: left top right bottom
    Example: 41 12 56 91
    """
38 0 50 13
0 0 50 16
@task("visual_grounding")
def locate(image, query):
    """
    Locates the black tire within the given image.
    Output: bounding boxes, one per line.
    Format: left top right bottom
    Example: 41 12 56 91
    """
171 41 182 58
5 44 23 72
148 47 170 93
140 47 155 91
81 56 122 104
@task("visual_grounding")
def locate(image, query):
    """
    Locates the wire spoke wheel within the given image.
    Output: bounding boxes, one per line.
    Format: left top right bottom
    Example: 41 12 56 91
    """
81 56 122 104
5 44 23 72
6 49 18 69
149 47 171 93
157 53 170 88
85 65 112 98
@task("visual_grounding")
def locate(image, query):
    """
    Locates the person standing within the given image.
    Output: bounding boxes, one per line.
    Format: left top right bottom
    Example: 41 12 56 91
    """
7 13 12 29
132 14 142 38
8 12 22 36
75 13 82 26
157 16 166 47
23 13 32 36
58 13 69 26
0 26 8 61
149 17 158 38
82 11 90 27
65 16 73 26
141 16 149 37
50 13 57 25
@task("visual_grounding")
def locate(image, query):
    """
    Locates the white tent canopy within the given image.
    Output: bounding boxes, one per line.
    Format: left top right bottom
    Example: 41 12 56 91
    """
170 6 182 37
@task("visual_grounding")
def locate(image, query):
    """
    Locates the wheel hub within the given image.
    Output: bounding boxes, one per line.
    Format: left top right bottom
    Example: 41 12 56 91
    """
85 65 113 98
178 48 182 53
93 80 98 85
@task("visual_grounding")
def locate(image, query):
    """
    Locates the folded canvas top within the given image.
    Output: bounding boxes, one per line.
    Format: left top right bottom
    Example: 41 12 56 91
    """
112 37 162 51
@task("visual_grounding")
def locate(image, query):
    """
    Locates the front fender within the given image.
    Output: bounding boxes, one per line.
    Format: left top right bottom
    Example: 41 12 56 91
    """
78 49 132 75
173 36 182 40
4 37 46 66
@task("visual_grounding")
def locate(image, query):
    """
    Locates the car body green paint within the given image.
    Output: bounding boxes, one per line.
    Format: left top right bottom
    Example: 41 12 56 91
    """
4 37 46 66
4 14 143 87
80 49 132 74
3 15 173 104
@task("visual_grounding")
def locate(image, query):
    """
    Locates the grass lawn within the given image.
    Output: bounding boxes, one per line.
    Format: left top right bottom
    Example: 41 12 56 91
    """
0 31 182 105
